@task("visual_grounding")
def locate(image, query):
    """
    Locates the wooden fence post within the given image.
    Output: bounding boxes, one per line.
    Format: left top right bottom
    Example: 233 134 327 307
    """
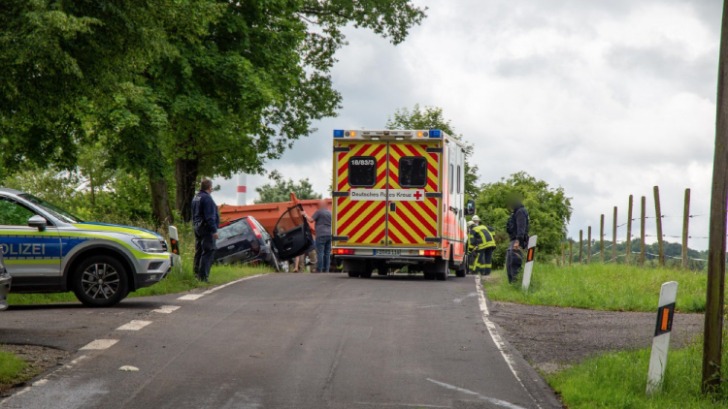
654 186 665 267
641 196 647 266
587 226 592 264
682 188 691 270
579 230 583 263
612 206 618 263
569 241 573 266
626 195 633 264
600 214 605 263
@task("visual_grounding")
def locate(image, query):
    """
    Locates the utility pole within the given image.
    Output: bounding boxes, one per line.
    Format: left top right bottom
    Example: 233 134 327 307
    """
626 195 633 264
640 196 646 266
587 226 592 264
578 230 583 263
612 206 618 263
682 188 691 270
703 0 728 393
600 214 605 263
654 186 665 267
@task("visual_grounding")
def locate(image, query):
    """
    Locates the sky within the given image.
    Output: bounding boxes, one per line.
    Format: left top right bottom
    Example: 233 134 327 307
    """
214 0 722 251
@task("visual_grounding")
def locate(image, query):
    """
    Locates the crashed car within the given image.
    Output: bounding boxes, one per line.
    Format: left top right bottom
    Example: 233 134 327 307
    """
0 250 10 311
215 205 313 271
215 216 281 271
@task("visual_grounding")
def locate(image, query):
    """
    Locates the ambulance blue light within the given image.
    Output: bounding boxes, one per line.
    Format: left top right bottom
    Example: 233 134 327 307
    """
333 129 344 138
429 129 442 138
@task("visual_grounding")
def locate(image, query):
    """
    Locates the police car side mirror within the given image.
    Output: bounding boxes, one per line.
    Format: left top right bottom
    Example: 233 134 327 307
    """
28 215 47 232
465 200 476 216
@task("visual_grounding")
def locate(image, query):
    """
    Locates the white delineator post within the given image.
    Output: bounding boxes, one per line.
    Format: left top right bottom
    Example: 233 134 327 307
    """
236 173 248 205
168 225 182 271
646 281 678 395
521 235 538 291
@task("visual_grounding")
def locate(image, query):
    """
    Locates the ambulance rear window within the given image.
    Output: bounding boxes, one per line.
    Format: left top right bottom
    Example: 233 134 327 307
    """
399 157 427 188
349 156 377 187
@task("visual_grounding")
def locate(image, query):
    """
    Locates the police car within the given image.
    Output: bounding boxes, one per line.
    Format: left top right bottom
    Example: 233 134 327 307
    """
0 188 171 307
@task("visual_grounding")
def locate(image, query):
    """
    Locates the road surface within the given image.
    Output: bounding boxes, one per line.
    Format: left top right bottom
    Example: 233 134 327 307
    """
1 274 560 409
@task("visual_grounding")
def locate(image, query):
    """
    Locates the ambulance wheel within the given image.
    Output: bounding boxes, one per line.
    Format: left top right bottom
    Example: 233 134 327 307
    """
423 272 435 280
455 266 466 278
72 255 129 307
435 260 449 281
348 271 360 278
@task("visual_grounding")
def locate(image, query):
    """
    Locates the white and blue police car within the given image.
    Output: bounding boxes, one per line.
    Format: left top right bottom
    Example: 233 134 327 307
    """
0 188 171 307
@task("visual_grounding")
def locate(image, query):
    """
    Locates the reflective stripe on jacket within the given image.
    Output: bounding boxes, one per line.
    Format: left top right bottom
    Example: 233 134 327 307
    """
468 225 496 251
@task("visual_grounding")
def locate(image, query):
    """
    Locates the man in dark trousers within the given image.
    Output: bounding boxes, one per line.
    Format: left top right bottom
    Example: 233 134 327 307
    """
468 215 497 275
191 179 219 282
505 197 529 283
312 200 332 273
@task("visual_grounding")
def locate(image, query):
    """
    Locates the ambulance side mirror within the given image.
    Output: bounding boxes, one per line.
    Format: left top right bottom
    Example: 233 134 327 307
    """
28 215 47 232
465 200 476 216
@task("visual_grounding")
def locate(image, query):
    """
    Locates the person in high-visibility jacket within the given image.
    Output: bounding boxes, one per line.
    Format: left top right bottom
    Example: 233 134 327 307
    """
468 215 497 275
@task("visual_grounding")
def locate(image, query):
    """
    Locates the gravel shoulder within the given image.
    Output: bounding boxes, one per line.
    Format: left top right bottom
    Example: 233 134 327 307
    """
0 345 69 396
488 301 704 374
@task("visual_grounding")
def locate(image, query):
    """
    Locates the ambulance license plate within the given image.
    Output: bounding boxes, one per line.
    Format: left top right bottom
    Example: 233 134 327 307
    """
376 249 401 256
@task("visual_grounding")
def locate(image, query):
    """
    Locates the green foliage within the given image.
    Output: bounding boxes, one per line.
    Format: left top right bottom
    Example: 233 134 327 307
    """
484 263 707 312
548 339 728 408
0 350 26 384
255 171 322 204
385 104 480 199
476 172 572 267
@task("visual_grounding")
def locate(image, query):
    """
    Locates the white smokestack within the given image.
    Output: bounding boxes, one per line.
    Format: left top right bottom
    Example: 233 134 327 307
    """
236 173 247 205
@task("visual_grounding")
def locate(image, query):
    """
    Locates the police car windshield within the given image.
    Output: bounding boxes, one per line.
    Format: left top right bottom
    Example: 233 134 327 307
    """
19 194 83 224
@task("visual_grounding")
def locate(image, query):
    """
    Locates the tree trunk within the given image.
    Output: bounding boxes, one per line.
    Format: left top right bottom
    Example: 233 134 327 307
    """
149 171 173 227
175 157 199 222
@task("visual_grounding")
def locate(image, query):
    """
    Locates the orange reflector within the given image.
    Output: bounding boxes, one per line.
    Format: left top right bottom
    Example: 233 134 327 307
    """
661 308 670 332
527 248 534 262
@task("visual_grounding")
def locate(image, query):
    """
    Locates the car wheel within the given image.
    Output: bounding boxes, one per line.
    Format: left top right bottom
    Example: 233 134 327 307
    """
72 256 129 307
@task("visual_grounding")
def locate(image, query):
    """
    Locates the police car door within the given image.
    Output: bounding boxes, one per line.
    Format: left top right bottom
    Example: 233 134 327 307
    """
0 197 62 283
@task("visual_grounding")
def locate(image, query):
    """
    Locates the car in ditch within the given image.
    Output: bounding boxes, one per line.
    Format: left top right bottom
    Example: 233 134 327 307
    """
0 188 171 307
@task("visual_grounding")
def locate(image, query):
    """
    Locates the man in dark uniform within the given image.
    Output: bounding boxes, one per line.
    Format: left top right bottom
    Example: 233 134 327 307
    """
505 197 529 283
191 179 219 282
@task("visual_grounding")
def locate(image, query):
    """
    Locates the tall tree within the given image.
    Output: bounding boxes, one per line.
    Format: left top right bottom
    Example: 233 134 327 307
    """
255 171 322 204
476 172 572 267
386 105 480 199
159 1 427 221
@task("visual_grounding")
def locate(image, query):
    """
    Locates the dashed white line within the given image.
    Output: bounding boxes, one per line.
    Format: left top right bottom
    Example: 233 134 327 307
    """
475 276 542 409
116 320 152 331
153 305 181 314
80 339 118 350
427 378 528 409
177 274 265 301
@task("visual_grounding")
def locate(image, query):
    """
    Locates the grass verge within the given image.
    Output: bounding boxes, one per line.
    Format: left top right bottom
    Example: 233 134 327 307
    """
484 263 707 312
0 351 25 385
548 338 728 408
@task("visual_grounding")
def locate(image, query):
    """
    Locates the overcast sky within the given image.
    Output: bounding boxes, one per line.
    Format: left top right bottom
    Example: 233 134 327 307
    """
214 0 722 251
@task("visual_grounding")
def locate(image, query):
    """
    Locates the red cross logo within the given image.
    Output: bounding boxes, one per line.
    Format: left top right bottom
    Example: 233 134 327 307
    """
413 190 423 200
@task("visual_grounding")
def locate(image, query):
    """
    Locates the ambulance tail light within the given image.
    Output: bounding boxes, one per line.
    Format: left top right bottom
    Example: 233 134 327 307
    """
334 248 355 256
419 249 440 257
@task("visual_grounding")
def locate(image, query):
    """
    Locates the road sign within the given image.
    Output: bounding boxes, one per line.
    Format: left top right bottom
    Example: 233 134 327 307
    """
647 281 678 395
521 235 538 291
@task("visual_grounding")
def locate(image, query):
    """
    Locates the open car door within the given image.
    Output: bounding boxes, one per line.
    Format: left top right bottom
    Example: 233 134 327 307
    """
272 204 313 260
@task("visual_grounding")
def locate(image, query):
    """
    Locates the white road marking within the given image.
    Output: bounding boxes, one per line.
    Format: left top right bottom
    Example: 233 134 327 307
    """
119 365 140 372
426 378 528 409
116 320 152 331
177 274 265 301
80 339 118 350
354 402 449 408
153 305 180 314
64 354 88 369
32 379 48 387
475 276 542 409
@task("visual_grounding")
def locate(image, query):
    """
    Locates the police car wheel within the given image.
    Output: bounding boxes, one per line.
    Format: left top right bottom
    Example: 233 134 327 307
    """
72 256 129 307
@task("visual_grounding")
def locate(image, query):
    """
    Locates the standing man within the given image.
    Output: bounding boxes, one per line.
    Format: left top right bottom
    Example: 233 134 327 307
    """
468 215 497 275
191 179 219 282
505 197 530 283
312 200 332 273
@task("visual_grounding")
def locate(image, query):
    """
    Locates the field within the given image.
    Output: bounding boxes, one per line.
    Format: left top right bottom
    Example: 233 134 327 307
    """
484 263 707 312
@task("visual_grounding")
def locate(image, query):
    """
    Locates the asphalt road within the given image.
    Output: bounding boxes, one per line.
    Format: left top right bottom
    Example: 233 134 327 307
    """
1 274 560 409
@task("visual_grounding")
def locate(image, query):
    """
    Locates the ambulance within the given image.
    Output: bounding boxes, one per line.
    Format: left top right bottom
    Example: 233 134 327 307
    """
331 129 473 280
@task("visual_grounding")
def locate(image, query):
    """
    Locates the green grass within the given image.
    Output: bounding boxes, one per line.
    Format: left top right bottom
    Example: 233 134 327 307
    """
0 351 26 384
484 263 707 312
548 338 728 408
